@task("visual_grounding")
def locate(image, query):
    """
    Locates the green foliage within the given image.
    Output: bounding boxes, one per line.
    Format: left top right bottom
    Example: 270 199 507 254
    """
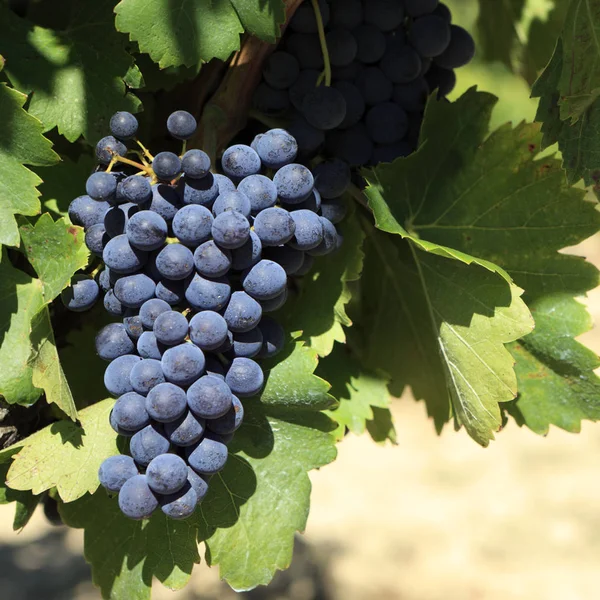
476 0 526 68
61 491 202 599
359 87 600 443
5 399 118 501
0 251 46 404
259 342 336 410
0 213 88 415
532 2 600 196
0 1 142 142
533 39 600 194
60 402 335 597
0 83 58 247
555 0 600 122
508 294 600 434
115 0 285 69
2 2 600 597
38 156 97 217
19 214 89 302
0 455 39 531
199 405 336 591
282 206 365 357
319 344 395 443
359 232 532 446
29 307 78 420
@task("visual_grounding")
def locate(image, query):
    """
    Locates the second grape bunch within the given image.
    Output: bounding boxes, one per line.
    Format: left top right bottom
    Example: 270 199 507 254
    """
66 110 348 520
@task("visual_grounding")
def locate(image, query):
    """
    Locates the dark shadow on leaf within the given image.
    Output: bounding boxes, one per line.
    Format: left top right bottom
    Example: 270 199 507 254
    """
49 420 83 448
259 336 296 392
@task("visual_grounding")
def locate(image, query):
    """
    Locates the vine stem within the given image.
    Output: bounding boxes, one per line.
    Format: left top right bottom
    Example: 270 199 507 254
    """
105 156 118 173
192 0 305 155
128 149 150 167
311 0 331 86
135 138 154 161
112 154 154 176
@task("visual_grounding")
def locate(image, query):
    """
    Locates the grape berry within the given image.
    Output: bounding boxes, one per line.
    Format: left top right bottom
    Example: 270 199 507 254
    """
254 0 474 165
66 109 344 521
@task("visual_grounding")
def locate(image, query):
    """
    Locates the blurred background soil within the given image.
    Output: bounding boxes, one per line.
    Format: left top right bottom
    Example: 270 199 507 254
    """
2 1 600 599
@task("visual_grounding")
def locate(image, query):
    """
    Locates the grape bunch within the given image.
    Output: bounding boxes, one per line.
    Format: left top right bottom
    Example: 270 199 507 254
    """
253 0 475 166
64 111 346 520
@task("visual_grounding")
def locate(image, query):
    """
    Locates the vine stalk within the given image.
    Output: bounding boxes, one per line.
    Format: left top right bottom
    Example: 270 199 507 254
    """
192 0 305 160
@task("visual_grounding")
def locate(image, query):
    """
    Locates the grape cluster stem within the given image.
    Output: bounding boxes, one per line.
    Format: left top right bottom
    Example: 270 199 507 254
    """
311 0 332 87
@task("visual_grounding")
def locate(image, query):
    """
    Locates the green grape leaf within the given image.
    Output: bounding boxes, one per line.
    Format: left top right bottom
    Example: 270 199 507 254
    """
0 82 58 247
0 251 45 405
360 232 532 446
282 206 365 357
61 491 201 600
19 214 89 302
259 342 336 411
363 87 600 438
115 0 244 69
199 403 337 590
29 307 78 420
476 0 527 68
364 88 600 299
318 344 395 443
522 0 570 84
60 314 112 408
5 399 118 501
134 52 202 93
230 0 286 43
0 2 141 142
366 407 397 445
59 402 335 596
532 39 600 196
507 294 600 434
555 0 600 122
37 155 96 217
0 460 40 531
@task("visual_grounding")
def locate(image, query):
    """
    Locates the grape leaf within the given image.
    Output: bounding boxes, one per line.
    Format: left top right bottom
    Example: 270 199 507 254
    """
59 403 335 596
29 307 78 421
134 52 202 93
0 251 45 405
0 2 141 142
366 407 397 445
363 87 600 438
230 0 286 43
282 206 365 357
364 88 600 298
259 342 336 410
37 155 96 217
359 231 532 446
0 460 39 531
115 0 245 69
5 399 118 501
476 0 527 69
19 214 89 302
522 0 570 84
532 39 600 195
555 0 600 122
318 344 395 443
507 294 600 434
0 82 58 247
60 316 112 408
199 403 337 590
60 491 201 600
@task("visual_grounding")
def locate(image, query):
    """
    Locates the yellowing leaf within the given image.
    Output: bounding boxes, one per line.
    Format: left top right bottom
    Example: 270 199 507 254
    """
6 399 118 501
